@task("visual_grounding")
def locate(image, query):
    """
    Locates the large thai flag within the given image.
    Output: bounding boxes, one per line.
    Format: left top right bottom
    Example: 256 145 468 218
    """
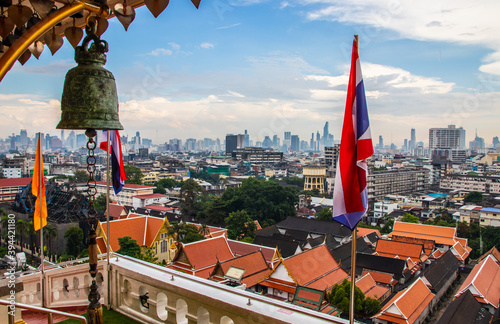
100 130 127 195
332 37 374 231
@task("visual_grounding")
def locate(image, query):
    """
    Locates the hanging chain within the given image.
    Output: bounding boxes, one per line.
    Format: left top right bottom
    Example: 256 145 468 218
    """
85 129 98 228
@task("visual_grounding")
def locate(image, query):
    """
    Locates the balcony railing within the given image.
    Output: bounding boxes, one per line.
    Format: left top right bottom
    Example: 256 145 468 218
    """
16 253 350 324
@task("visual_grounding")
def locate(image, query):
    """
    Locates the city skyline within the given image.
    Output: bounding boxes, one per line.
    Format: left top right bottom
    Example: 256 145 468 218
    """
1 1 500 146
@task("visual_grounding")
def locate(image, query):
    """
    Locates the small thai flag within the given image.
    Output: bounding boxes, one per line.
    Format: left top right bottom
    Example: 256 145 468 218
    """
100 130 127 194
332 37 374 231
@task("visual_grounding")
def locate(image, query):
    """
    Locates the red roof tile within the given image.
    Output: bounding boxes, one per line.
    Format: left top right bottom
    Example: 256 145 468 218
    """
375 278 435 324
389 221 457 246
457 254 500 307
283 245 343 286
135 193 167 199
100 215 165 251
0 177 33 187
181 236 234 270
227 239 277 264
376 239 423 259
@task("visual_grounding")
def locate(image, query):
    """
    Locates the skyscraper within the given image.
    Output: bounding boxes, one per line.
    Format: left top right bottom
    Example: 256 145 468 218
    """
323 122 329 146
291 135 300 152
410 128 416 150
378 135 383 149
429 125 466 149
244 130 249 148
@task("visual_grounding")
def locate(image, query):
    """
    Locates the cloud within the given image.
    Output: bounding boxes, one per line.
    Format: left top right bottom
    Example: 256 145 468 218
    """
17 60 75 76
0 95 61 138
216 23 242 30
200 42 214 49
294 0 500 75
148 48 173 56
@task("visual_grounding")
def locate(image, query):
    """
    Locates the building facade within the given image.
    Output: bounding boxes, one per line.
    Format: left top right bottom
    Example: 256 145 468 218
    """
367 168 429 201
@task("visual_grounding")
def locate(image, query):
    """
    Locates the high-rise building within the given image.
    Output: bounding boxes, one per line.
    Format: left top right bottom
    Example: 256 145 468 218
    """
469 130 485 150
429 125 466 149
225 134 244 154
291 135 299 152
410 128 416 150
378 135 383 149
272 135 278 148
493 136 500 148
310 133 315 152
429 125 467 162
244 130 249 148
20 129 28 147
323 122 329 145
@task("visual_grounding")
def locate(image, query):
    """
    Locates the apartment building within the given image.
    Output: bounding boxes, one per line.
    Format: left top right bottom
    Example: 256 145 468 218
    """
440 174 500 194
367 168 429 201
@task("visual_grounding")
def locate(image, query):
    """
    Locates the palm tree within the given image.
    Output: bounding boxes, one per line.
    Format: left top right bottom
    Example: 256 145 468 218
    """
26 220 37 264
44 225 58 261
16 219 28 252
0 214 9 247
198 224 210 238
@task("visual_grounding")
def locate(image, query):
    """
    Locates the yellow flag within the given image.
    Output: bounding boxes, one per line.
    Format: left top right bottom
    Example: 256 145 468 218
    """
32 135 47 231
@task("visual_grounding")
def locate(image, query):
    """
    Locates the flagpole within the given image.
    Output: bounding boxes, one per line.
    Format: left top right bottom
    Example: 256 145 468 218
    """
349 226 357 323
106 131 111 309
38 133 45 308
348 34 360 324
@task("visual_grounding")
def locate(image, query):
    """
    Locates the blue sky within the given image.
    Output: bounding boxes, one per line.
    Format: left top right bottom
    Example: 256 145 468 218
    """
1 0 500 147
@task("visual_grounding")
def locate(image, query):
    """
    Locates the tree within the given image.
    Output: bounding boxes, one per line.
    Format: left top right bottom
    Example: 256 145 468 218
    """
225 210 257 240
204 197 228 225
116 236 141 258
315 208 333 221
401 213 419 223
381 219 394 234
327 279 380 317
64 226 84 258
464 191 483 204
223 178 297 224
71 170 89 182
44 225 58 260
138 247 158 264
94 194 107 214
180 179 205 217
153 178 183 194
124 164 144 184
16 219 28 252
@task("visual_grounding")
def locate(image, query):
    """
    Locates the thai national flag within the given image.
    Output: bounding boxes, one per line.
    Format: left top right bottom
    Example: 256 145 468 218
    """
332 37 374 231
100 130 127 194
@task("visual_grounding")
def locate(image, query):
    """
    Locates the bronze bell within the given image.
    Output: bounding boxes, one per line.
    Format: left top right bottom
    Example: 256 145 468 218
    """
57 24 123 130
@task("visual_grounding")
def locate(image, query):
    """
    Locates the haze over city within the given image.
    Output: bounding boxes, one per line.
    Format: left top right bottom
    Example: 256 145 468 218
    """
1 0 500 146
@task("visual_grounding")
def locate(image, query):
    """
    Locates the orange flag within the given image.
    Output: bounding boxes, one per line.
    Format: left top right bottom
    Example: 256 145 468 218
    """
32 135 47 231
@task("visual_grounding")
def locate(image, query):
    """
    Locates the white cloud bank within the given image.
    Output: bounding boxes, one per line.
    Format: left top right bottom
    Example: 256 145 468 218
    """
297 0 500 75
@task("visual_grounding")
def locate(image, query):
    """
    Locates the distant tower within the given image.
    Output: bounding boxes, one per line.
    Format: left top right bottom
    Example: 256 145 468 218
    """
323 122 329 145
410 128 416 150
378 135 383 149
244 130 250 148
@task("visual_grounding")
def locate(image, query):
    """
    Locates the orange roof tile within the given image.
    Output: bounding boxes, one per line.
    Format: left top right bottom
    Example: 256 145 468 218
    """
107 203 127 220
366 285 390 301
96 237 107 254
391 235 435 255
457 254 500 307
182 236 234 270
306 268 349 291
375 278 435 324
389 221 457 246
357 273 390 301
259 279 296 294
362 270 395 286
100 214 165 251
283 245 341 286
221 252 268 274
478 246 500 263
357 227 381 238
227 239 277 264
356 273 377 292
376 240 423 259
